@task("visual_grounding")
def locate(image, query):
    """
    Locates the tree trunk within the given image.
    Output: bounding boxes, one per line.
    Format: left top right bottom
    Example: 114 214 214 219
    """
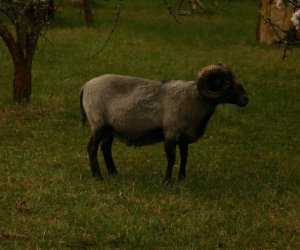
257 0 299 44
48 0 55 19
177 0 185 10
1 1 52 103
13 56 32 103
83 0 93 27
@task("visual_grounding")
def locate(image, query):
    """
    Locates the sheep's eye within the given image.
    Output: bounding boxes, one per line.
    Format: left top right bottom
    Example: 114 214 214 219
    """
221 81 232 91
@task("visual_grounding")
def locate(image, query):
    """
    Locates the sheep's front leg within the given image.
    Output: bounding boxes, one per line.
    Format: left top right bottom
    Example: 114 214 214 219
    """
101 136 118 175
87 129 104 180
163 141 177 183
178 143 188 181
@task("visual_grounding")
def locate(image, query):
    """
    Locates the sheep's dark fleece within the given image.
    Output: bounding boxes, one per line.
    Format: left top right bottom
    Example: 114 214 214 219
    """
80 63 248 182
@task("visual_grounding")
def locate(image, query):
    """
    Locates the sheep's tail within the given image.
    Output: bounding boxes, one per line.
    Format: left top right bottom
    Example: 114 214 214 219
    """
80 88 87 126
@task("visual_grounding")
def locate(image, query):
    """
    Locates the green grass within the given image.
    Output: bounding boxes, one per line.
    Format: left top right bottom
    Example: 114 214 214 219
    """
0 0 300 249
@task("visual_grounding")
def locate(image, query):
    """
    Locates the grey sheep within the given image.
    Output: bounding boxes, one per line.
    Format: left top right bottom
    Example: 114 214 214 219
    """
80 63 249 183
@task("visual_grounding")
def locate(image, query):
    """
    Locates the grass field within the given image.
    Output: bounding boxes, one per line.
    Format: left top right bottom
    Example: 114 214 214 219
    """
0 0 300 249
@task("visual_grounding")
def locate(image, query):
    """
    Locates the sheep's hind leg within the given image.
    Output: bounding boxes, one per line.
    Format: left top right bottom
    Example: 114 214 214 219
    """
87 128 104 180
101 136 118 175
162 141 177 184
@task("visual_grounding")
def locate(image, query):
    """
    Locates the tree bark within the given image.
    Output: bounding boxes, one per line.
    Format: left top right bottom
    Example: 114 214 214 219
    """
48 0 55 19
83 0 93 27
13 55 33 103
177 0 185 10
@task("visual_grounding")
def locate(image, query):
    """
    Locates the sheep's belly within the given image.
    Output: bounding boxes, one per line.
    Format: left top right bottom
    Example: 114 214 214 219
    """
114 128 165 147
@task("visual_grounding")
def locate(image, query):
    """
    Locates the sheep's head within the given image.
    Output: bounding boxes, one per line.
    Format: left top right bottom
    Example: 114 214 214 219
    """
197 63 249 107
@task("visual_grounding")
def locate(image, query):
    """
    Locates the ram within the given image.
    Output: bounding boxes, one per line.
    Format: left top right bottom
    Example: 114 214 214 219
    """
80 63 248 182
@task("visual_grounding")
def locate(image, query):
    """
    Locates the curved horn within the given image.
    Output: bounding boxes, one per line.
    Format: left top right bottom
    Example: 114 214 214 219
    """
197 64 229 99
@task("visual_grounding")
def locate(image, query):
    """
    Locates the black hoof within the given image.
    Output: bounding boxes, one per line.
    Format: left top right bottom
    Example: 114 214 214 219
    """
93 172 104 180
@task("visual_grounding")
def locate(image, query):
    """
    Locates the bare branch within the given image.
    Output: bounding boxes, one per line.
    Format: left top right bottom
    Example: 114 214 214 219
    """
288 0 300 8
21 0 34 16
0 2 18 24
27 1 52 57
163 0 181 24
0 18 17 57
86 0 123 59
208 0 232 14
263 16 288 36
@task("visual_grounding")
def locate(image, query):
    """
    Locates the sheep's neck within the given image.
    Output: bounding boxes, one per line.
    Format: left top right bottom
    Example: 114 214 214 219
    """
195 108 215 138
